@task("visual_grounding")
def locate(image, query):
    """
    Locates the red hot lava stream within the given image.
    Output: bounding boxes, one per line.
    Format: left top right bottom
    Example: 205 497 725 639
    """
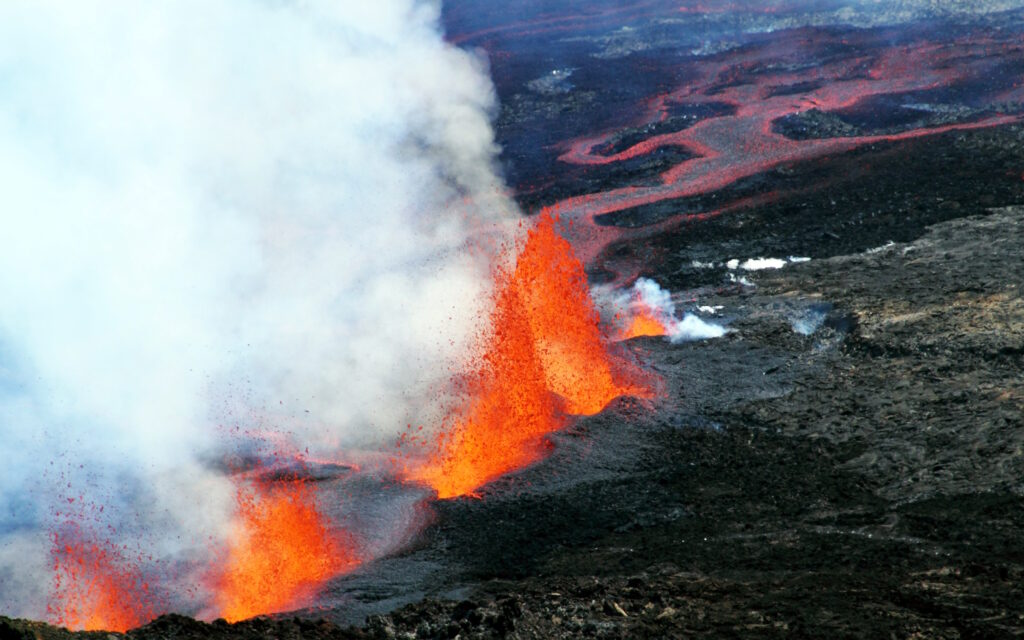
529 33 1023 271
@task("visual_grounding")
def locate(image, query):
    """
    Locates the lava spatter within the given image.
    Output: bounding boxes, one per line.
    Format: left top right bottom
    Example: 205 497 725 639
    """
405 268 561 500
48 523 157 632
513 211 651 414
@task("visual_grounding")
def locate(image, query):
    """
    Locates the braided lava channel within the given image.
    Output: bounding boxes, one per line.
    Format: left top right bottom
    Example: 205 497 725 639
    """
555 30 1024 273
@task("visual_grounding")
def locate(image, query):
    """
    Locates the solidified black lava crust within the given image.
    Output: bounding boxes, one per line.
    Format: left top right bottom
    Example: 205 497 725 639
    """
591 124 1024 287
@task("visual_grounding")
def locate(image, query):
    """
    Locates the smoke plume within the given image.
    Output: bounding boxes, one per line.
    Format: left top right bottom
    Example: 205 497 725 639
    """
595 278 727 343
0 0 514 618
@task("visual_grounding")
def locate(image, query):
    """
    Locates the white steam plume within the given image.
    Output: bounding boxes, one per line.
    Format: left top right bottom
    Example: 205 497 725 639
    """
595 278 728 342
0 0 514 619
631 279 727 342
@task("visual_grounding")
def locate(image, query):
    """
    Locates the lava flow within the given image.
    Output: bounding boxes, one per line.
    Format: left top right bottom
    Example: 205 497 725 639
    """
407 211 652 499
450 1 1024 279
209 473 359 622
48 524 156 632
552 32 1024 269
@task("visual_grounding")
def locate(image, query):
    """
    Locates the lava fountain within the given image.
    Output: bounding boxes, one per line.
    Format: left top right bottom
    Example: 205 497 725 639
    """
618 309 669 341
48 522 157 632
407 211 654 499
209 472 360 622
512 211 651 414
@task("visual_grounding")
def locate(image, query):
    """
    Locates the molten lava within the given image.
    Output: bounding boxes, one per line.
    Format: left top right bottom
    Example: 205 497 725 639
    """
619 309 669 340
408 210 651 499
210 475 359 622
48 526 155 632
513 212 648 414
406 271 560 499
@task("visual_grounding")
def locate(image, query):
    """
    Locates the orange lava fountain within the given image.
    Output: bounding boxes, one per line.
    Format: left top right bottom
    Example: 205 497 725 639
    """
210 475 359 622
407 210 652 499
405 273 560 499
48 527 155 632
619 308 669 340
513 211 650 414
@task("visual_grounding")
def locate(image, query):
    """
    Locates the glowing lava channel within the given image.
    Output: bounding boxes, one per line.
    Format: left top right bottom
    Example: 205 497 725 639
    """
407 211 652 499
546 33 1024 273
210 474 359 623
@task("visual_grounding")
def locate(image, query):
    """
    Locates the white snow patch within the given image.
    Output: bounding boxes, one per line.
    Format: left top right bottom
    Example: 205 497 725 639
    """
740 257 788 270
728 273 755 287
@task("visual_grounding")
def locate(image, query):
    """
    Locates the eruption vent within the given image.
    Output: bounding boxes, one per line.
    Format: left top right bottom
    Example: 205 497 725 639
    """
408 211 651 499
0 0 517 623
210 474 359 623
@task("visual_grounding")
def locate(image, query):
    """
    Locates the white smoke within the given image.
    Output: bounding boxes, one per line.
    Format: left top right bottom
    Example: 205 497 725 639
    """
631 279 728 343
672 312 729 342
596 278 728 343
0 0 515 619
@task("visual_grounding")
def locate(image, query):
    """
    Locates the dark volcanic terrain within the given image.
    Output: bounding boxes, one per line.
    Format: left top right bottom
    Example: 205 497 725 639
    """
351 207 1024 638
